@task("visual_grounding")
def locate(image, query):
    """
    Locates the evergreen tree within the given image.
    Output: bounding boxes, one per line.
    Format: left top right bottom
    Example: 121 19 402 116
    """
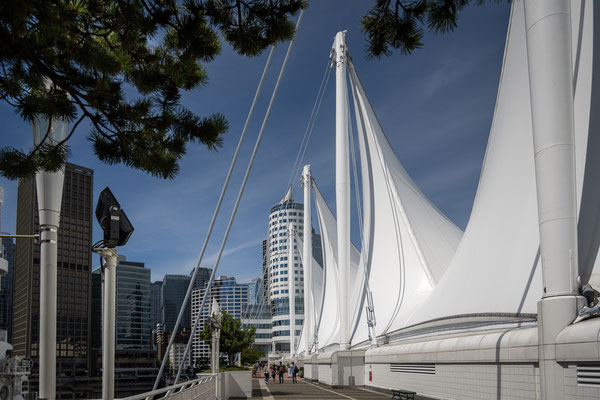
241 347 265 365
361 0 504 58
0 0 305 179
201 310 256 367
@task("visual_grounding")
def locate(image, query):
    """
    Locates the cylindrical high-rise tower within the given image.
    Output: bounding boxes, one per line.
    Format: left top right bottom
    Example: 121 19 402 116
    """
267 189 304 356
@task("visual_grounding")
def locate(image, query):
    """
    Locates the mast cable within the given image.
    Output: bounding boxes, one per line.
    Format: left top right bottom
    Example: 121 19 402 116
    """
152 43 277 390
174 10 305 383
286 60 333 192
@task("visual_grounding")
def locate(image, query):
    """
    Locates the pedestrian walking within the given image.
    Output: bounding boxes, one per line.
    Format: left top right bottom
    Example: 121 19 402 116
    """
264 367 269 384
290 361 299 383
271 365 276 382
278 364 285 383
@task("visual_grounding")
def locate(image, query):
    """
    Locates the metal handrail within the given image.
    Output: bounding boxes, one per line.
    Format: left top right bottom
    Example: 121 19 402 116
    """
117 374 216 400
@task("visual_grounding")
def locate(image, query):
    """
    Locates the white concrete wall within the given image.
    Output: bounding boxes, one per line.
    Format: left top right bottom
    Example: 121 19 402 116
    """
338 354 365 386
220 371 252 399
366 363 540 400
564 364 600 400
318 363 335 386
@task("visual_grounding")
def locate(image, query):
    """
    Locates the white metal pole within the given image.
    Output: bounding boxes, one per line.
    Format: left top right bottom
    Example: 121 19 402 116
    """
302 165 313 354
215 328 221 399
100 248 117 400
36 168 64 400
334 30 350 351
524 1 584 399
288 223 295 357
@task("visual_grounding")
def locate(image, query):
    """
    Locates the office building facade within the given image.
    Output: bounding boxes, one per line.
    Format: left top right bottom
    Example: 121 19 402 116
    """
191 276 248 362
240 278 262 306
13 163 93 397
0 237 15 341
91 257 152 350
161 274 191 332
190 267 211 290
150 280 162 328
116 258 151 349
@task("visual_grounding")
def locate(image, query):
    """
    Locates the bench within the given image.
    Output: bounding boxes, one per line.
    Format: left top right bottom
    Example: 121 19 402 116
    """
391 389 416 400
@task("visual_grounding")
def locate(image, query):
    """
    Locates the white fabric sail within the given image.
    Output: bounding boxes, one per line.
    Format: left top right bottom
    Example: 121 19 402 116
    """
294 233 324 353
311 181 362 349
410 0 599 326
347 62 463 340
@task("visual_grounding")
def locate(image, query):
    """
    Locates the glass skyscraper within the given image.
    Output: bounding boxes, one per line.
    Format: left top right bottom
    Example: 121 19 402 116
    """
0 236 15 341
13 163 93 397
161 274 191 332
190 266 212 289
92 257 152 350
150 280 162 329
116 259 151 349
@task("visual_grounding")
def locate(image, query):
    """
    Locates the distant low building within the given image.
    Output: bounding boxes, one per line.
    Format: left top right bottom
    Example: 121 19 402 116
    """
156 328 190 363
89 349 158 398
168 343 191 375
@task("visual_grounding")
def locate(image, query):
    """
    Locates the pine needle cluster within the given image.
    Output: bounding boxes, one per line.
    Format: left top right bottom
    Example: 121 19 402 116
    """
361 0 503 58
0 0 306 179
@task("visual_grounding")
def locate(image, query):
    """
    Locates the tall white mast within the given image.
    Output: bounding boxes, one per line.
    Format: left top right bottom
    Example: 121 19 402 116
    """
288 223 296 357
334 30 350 351
302 165 313 354
524 1 584 399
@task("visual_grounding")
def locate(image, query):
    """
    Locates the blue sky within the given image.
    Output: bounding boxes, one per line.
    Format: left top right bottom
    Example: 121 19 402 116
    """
0 1 511 282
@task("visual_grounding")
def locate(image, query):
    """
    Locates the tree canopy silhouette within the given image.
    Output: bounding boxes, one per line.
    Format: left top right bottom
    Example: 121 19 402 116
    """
201 310 256 367
0 0 305 179
361 0 503 58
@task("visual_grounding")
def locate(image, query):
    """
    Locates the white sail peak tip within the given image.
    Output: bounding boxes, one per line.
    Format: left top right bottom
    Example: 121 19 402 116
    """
280 186 293 204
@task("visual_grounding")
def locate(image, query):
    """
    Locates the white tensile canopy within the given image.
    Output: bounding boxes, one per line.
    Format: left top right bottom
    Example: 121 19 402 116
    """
310 181 362 349
410 0 600 326
305 0 600 352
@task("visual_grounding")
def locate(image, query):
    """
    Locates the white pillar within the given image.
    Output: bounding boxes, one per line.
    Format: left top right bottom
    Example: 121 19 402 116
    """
524 1 585 399
302 165 313 354
36 168 64 400
334 30 350 351
100 249 117 400
288 223 295 356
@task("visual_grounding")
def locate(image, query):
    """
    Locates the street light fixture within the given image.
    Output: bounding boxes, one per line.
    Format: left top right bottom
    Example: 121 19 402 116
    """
92 187 133 400
33 113 69 400
95 187 134 248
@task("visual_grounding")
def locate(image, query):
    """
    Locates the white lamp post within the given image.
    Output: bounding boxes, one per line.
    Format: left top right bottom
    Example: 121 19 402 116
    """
33 114 69 400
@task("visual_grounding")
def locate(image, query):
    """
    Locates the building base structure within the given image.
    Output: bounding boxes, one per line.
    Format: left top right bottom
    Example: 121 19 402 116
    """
301 317 600 399
312 349 365 388
300 354 319 381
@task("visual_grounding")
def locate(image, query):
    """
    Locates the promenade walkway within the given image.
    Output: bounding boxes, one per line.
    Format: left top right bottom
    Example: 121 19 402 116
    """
252 378 393 399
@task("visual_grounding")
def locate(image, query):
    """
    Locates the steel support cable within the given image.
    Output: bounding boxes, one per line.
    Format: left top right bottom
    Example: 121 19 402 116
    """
286 59 333 192
151 44 277 391
241 236 270 321
289 67 332 193
174 10 305 383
